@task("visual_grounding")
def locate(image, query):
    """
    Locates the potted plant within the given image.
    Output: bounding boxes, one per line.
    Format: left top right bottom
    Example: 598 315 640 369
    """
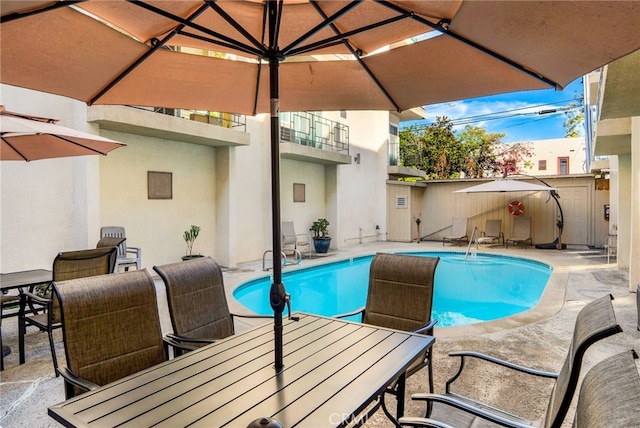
182 225 204 261
310 218 331 254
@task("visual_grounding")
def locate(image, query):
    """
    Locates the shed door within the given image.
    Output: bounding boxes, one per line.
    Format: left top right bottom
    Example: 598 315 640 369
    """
559 186 590 246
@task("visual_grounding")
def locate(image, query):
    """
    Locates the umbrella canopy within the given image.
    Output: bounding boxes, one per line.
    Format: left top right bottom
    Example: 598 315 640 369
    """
2 1 640 114
2 0 639 371
0 107 126 161
454 180 557 193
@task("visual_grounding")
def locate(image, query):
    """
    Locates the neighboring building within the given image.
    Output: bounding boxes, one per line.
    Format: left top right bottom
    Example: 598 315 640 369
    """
585 50 640 293
526 137 586 176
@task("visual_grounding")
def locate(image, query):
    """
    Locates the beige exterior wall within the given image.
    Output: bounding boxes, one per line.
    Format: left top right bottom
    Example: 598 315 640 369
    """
0 86 102 272
387 176 605 248
99 130 218 268
0 86 392 272
334 110 389 246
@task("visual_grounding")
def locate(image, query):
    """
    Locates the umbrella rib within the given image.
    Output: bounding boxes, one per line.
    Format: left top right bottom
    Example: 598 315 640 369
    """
1 136 28 161
281 0 362 56
130 0 262 57
285 9 410 57
377 0 559 89
91 2 210 105
51 135 111 155
0 0 86 23
177 30 260 57
205 0 266 54
270 0 284 52
308 2 401 112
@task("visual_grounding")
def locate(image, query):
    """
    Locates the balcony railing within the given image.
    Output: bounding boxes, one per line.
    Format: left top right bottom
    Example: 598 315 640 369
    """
279 111 349 153
131 106 247 131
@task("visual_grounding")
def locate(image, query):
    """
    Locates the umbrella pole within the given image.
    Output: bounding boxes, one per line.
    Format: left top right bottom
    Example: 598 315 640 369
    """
267 1 286 373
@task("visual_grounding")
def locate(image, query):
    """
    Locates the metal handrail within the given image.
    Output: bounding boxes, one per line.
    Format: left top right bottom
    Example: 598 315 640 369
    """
464 227 479 260
262 249 302 271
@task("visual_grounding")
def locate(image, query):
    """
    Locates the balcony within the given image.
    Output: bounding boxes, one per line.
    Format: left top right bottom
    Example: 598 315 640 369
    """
279 112 352 165
87 106 249 148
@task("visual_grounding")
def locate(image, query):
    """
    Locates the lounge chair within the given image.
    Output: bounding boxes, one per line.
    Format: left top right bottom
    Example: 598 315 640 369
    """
336 253 439 424
281 221 311 258
18 247 118 375
442 217 468 246
506 216 533 248
153 257 272 356
399 294 622 428
477 219 504 246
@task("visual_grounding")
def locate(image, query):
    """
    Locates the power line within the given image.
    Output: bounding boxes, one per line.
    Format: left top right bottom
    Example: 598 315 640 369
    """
405 98 582 129
412 98 582 125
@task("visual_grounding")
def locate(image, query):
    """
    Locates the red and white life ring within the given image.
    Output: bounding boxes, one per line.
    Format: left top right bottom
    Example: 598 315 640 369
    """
508 200 525 216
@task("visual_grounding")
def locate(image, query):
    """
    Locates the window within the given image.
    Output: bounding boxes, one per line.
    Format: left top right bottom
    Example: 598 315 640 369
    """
340 110 347 119
538 160 547 171
558 157 569 175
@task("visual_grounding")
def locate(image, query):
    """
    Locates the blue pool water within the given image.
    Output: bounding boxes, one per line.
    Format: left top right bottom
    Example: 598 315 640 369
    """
233 252 552 327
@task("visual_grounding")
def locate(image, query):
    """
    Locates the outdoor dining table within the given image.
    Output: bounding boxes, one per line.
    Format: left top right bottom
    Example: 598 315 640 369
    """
0 269 53 296
1 269 53 360
48 312 434 428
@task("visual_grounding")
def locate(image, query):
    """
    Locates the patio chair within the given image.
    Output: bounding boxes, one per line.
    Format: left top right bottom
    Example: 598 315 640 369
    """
100 226 142 271
443 217 468 246
477 219 504 246
506 216 533 248
399 294 622 428
336 253 440 424
153 257 272 356
18 247 117 375
282 221 311 258
571 350 640 428
54 270 170 399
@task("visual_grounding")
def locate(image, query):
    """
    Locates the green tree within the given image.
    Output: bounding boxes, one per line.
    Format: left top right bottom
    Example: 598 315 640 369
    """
563 100 584 137
400 120 534 179
400 117 463 179
457 125 506 178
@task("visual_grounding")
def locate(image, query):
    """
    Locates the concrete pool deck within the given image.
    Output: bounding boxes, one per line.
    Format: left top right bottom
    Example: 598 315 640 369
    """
1 241 638 427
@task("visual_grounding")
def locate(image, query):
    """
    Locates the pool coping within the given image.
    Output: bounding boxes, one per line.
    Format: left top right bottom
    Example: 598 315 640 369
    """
223 242 574 339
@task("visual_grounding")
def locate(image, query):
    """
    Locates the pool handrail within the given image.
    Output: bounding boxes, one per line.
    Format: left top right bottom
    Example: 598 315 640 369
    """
464 227 479 260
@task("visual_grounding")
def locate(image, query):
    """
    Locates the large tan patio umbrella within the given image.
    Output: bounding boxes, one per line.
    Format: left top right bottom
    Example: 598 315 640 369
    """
0 106 126 161
2 0 639 371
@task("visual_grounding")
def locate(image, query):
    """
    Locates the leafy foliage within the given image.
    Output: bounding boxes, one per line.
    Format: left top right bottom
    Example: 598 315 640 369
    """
183 225 201 256
563 99 584 138
310 218 330 238
399 117 533 179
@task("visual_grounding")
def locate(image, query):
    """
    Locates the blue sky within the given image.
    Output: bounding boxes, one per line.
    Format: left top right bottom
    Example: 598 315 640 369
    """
403 78 585 143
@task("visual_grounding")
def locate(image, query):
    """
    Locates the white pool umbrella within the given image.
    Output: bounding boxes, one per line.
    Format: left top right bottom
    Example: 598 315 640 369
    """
1 107 126 161
454 180 557 193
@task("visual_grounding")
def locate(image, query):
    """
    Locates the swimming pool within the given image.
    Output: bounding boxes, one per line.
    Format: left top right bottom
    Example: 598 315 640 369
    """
233 252 553 327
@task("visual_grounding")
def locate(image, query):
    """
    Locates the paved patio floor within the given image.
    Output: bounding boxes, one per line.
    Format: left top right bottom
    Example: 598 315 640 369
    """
1 241 638 427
